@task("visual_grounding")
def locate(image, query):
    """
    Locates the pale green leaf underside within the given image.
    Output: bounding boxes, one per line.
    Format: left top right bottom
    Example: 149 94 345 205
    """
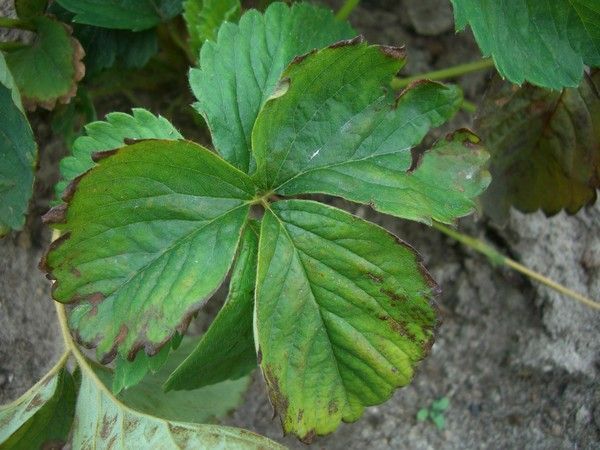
44 140 256 362
451 0 600 89
165 223 259 391
55 0 183 31
5 16 79 106
0 360 75 448
190 1 355 172
256 200 438 440
184 0 241 56
55 108 183 200
102 337 251 423
253 40 489 224
75 366 283 449
0 53 37 236
479 73 600 223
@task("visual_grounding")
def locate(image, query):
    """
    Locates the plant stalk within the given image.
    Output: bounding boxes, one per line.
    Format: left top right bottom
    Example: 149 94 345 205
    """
392 58 495 90
432 222 600 311
336 0 360 21
0 17 35 31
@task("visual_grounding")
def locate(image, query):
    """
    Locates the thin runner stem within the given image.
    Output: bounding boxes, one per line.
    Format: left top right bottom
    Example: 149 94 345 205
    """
432 222 600 311
392 58 495 90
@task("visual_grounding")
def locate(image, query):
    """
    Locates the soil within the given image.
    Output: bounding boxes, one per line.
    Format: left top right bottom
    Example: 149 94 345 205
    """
1 0 598 449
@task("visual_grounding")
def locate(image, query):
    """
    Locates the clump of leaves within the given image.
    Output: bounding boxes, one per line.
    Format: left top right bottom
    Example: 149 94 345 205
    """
478 71 600 223
39 2 490 443
417 396 450 430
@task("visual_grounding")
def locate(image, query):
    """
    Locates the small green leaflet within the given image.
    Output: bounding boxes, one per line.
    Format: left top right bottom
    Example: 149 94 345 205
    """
5 16 84 110
184 0 241 57
256 200 438 441
0 357 75 449
55 108 182 200
55 0 183 31
43 140 256 363
74 364 282 449
96 338 251 423
0 53 37 236
190 1 355 172
253 39 490 224
478 73 600 223
451 0 600 89
165 223 259 391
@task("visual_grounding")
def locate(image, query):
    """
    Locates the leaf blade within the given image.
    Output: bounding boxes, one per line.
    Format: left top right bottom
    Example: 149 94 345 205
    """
451 0 600 89
190 1 355 172
255 200 438 441
0 53 37 236
165 223 259 391
42 140 257 362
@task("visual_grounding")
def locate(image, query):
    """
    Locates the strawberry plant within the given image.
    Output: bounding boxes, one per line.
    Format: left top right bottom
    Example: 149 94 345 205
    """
38 1 491 444
1 0 599 447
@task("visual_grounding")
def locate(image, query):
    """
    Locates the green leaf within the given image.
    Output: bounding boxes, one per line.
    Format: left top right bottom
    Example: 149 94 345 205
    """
49 2 159 75
0 356 75 449
112 334 181 394
432 396 449 411
42 140 257 363
165 222 259 391
416 409 429 421
256 200 438 441
5 16 85 110
0 53 37 236
184 0 241 57
190 1 355 172
431 412 445 430
253 39 489 224
55 108 182 201
15 0 47 18
451 0 600 89
74 364 283 449
76 26 158 75
55 0 183 31
478 73 600 223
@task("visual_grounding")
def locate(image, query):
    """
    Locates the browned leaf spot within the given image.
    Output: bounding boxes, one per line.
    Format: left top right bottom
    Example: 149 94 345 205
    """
378 45 406 60
366 272 383 283
257 348 263 364
91 149 119 163
100 413 115 439
328 400 339 415
297 409 304 422
262 365 289 420
300 429 317 445
328 35 365 49
42 204 68 225
380 288 407 302
291 49 317 65
25 394 45 412
41 439 66 450
388 318 416 340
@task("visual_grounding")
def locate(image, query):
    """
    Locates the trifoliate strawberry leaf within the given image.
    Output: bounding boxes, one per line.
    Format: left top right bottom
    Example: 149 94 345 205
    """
256 200 438 442
165 222 259 391
190 1 355 172
42 140 257 363
74 364 282 449
478 73 600 223
184 0 241 57
0 53 37 236
4 16 85 110
0 357 75 449
451 0 600 89
55 0 183 31
253 39 490 224
55 108 182 201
